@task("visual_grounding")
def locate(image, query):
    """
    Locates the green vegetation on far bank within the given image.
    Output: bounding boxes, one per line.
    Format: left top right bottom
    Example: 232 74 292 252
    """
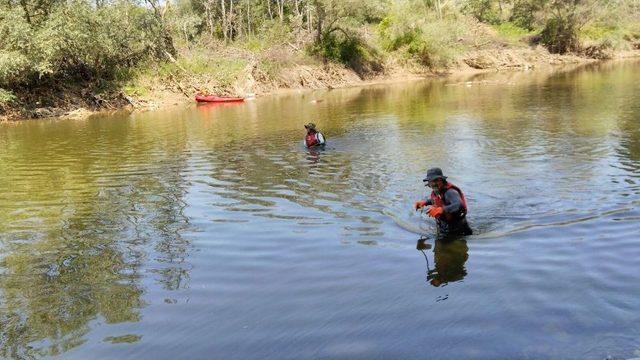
1 0 639 118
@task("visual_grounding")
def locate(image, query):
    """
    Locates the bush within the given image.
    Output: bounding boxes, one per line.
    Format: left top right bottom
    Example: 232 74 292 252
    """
540 16 580 54
510 0 546 31
311 30 383 77
0 1 168 88
378 11 467 69
0 88 16 106
461 0 502 25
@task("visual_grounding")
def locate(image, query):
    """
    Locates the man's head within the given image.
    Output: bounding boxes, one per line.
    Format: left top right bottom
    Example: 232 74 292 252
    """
423 167 447 193
304 123 317 134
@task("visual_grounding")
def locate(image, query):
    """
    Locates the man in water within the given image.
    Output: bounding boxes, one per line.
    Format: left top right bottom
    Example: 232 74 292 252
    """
414 168 473 239
304 123 326 148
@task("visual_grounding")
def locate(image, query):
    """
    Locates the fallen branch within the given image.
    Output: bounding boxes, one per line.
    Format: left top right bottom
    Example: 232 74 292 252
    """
168 72 190 98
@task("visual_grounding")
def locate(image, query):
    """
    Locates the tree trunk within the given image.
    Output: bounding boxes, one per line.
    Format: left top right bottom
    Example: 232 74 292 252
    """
221 0 228 42
247 0 251 36
314 0 324 44
230 0 234 40
146 0 177 57
276 0 284 22
204 0 214 36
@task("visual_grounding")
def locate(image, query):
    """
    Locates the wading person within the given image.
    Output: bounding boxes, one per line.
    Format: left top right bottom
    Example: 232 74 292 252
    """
304 123 326 148
414 168 473 239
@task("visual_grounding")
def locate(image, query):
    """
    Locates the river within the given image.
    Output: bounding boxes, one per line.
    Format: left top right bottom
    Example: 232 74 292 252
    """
1 60 640 359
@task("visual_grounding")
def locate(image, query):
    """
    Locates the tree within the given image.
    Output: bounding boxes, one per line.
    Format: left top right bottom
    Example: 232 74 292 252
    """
540 0 598 53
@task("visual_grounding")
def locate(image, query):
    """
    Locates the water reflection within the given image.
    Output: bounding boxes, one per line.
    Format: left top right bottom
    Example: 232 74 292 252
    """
1 60 640 359
417 238 469 288
306 146 324 165
0 224 144 358
0 117 193 357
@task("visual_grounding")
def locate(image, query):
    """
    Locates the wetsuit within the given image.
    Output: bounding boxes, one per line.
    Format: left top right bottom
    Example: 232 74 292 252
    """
425 186 473 238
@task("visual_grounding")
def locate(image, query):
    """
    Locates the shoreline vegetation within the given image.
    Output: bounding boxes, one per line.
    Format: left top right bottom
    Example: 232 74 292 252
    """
1 0 639 121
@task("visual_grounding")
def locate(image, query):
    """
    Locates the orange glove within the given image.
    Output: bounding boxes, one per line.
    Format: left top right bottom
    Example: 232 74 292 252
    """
427 206 444 218
414 200 428 210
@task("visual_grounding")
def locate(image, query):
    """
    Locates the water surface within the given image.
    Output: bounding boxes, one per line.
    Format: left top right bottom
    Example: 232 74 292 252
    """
1 61 640 359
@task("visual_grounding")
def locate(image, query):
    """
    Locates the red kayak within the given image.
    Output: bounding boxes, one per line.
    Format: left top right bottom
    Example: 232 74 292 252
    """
195 94 245 103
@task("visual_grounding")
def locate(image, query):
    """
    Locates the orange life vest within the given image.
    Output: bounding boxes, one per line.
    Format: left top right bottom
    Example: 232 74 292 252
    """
305 132 325 147
305 133 319 147
430 182 468 221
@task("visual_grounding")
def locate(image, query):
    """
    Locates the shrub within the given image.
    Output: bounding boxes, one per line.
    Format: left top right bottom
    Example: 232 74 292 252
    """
311 29 383 77
461 0 502 25
510 0 546 31
378 10 467 69
540 16 580 54
0 88 16 106
493 22 532 42
0 1 168 88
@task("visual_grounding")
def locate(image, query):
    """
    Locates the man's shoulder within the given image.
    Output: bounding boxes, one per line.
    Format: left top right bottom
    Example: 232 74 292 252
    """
444 188 461 197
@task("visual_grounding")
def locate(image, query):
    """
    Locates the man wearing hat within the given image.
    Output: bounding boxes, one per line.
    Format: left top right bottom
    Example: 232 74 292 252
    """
304 123 326 148
414 168 472 238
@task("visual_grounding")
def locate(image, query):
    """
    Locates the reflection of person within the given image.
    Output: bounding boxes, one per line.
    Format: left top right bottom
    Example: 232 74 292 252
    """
304 123 326 148
417 238 469 287
414 167 473 239
306 147 322 164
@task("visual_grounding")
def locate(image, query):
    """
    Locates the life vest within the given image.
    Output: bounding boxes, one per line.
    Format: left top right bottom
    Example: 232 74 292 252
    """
305 132 325 147
430 182 468 221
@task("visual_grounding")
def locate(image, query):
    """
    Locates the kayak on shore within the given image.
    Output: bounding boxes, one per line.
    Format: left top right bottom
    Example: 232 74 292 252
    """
195 94 245 103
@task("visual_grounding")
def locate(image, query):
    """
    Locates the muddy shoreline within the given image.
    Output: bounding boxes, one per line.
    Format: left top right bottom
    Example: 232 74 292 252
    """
2 48 639 122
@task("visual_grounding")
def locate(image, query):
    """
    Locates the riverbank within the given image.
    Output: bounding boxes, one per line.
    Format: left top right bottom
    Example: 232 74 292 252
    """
1 46 638 122
3 0 640 122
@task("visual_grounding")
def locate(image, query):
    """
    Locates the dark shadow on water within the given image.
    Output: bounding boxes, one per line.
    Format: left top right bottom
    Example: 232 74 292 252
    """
417 237 469 288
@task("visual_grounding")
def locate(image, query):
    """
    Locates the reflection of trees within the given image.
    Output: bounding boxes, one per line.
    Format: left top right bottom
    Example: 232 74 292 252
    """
0 116 192 357
0 229 143 358
615 77 640 193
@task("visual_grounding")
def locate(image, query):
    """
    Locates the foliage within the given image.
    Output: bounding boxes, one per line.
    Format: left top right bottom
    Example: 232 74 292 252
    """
509 0 546 30
378 2 468 68
304 0 386 75
1 0 640 110
461 0 502 25
0 0 170 88
538 0 591 54
0 88 17 105
540 16 580 54
312 30 383 76
493 22 532 39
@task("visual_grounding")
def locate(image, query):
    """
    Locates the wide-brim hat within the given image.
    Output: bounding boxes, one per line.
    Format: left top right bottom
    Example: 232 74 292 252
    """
304 123 316 130
423 167 447 182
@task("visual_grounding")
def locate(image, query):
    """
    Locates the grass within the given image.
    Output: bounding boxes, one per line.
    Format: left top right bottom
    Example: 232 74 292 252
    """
121 48 250 98
492 22 533 44
579 23 640 51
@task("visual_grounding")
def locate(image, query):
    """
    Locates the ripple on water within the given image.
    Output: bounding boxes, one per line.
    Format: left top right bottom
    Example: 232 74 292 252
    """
2 61 640 360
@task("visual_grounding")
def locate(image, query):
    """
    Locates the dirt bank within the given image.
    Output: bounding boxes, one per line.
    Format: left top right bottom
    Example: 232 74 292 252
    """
1 47 638 122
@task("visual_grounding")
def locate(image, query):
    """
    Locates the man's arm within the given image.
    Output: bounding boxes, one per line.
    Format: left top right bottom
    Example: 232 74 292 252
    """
442 189 462 213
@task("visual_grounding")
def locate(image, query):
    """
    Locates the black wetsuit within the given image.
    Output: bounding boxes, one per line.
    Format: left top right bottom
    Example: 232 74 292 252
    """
425 188 473 238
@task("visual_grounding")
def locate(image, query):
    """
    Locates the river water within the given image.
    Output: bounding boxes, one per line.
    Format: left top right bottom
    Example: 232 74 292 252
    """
1 60 640 359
